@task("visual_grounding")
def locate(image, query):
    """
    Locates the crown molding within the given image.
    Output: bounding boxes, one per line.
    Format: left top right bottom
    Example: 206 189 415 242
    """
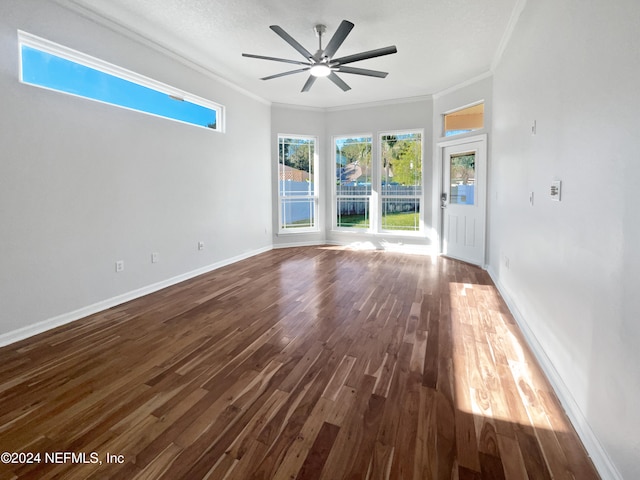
273 95 432 113
325 95 432 112
271 103 326 113
53 0 272 106
491 0 528 72
432 71 493 99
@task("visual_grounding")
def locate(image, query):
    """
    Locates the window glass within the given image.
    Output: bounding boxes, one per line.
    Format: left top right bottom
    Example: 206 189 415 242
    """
380 132 422 232
449 152 476 205
335 136 372 228
444 103 483 137
19 32 222 131
278 136 318 231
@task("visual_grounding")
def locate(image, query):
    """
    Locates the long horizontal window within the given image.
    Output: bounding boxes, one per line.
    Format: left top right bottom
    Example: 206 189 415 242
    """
18 31 223 131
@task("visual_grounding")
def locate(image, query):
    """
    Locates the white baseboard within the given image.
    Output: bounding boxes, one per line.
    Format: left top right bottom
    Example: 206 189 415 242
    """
487 267 622 480
273 240 327 249
0 245 273 348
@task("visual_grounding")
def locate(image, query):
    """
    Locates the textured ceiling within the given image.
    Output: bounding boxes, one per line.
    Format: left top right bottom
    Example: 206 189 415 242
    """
62 0 520 108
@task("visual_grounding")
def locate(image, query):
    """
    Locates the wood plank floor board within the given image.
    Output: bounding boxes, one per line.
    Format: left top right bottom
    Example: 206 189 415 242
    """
0 246 599 479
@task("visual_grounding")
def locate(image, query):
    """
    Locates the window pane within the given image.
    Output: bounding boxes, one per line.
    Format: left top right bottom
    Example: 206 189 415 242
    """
20 45 218 129
382 198 420 231
278 136 317 231
279 137 315 194
381 133 422 191
280 198 315 229
449 152 476 205
336 137 372 195
336 197 369 228
444 103 483 137
380 132 422 232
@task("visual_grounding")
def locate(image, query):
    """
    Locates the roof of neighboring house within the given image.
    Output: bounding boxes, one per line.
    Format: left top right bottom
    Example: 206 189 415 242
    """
339 163 363 182
280 165 311 181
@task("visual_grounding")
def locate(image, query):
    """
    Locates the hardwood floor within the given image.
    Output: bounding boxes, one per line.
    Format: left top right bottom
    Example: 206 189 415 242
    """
0 246 599 479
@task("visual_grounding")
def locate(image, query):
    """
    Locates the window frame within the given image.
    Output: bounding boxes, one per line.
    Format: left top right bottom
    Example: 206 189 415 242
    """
332 131 425 235
378 129 424 235
333 134 374 232
277 134 320 234
17 30 224 132
443 101 484 138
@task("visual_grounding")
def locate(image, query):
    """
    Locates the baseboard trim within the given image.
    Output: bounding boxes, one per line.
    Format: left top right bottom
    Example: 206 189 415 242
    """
0 245 273 348
273 240 327 249
486 267 622 480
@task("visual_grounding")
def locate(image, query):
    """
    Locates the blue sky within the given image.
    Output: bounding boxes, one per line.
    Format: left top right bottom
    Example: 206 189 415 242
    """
21 45 216 129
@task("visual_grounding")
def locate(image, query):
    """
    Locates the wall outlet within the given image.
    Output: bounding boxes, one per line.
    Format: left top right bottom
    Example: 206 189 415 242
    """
504 256 510 269
151 252 159 263
115 260 124 272
529 191 534 206
198 241 205 251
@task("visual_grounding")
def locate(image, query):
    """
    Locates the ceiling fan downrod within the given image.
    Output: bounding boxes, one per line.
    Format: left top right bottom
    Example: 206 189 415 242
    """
314 24 326 54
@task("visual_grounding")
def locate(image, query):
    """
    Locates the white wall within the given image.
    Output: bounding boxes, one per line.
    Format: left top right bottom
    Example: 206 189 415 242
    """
433 75 492 142
433 75 493 261
271 105 326 247
325 98 434 248
489 0 640 478
272 98 434 250
0 0 272 342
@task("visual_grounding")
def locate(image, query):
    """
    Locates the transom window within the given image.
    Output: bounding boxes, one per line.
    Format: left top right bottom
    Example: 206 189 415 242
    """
278 135 319 232
444 103 483 137
18 31 223 131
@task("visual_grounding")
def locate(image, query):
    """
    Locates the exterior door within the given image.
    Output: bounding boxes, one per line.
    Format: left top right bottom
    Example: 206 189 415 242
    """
440 135 487 266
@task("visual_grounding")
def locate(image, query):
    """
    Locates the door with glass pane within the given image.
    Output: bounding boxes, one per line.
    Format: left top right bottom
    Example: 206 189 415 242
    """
441 136 487 265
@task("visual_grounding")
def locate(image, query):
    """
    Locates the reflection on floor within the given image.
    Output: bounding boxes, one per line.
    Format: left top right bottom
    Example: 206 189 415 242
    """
0 246 599 479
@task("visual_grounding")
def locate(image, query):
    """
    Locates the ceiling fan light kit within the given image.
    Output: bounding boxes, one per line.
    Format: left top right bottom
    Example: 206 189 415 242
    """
310 64 331 77
242 20 397 92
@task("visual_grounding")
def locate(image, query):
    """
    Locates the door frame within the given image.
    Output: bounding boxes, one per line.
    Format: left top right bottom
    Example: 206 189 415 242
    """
435 134 487 266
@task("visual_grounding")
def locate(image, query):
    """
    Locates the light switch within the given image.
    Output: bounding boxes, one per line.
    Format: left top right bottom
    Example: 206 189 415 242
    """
550 180 561 201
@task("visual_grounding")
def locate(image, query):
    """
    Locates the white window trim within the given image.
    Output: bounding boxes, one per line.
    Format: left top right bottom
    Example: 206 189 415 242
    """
277 134 320 235
378 129 425 236
333 133 375 233
332 131 425 236
17 30 225 132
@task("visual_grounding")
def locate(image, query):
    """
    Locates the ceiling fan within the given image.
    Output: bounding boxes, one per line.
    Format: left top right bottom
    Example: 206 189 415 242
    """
242 20 397 92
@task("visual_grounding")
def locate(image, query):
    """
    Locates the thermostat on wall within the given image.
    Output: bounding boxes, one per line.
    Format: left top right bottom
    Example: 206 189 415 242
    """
550 180 561 201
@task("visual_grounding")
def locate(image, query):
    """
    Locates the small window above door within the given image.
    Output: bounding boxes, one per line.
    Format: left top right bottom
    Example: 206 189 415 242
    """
444 103 484 137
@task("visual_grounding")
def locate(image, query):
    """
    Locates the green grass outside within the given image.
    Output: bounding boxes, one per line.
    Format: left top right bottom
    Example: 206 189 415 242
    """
285 212 419 230
338 212 419 230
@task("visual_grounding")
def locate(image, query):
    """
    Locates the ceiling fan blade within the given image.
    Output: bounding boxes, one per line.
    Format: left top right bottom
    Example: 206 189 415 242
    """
328 72 351 91
242 53 310 66
301 75 317 92
332 46 398 66
261 67 310 81
322 20 355 59
337 66 388 78
270 25 314 60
